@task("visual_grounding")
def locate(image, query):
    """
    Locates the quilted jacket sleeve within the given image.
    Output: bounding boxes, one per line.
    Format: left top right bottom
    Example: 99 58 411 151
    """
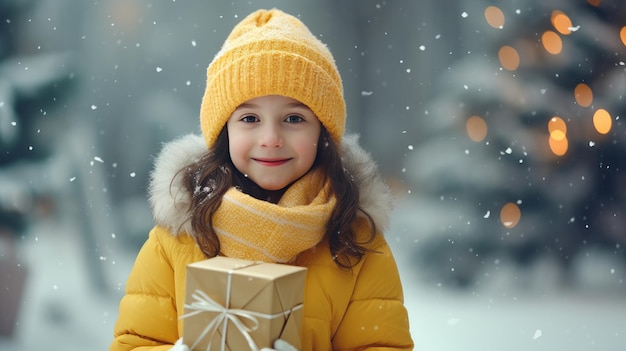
332 233 414 350
109 227 179 351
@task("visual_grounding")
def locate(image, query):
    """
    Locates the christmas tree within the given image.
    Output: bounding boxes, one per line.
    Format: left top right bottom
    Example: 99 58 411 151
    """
405 0 626 289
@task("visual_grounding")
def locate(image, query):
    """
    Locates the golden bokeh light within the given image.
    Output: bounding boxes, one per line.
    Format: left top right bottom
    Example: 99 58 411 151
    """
498 45 520 71
587 0 601 6
550 129 566 141
549 134 569 156
548 116 567 155
548 116 567 136
485 6 505 29
466 115 488 142
593 109 612 134
551 11 573 35
620 26 626 47
541 30 563 55
574 83 593 107
500 202 521 229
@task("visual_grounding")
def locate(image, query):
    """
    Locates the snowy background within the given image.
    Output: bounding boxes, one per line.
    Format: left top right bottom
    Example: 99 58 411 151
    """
1 0 625 350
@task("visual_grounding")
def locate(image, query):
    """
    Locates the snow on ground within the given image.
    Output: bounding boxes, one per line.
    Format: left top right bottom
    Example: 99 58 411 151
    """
402 283 626 351
391 243 626 351
0 218 129 351
0 202 625 351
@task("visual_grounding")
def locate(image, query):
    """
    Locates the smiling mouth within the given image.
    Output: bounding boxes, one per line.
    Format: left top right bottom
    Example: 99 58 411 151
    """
253 158 291 166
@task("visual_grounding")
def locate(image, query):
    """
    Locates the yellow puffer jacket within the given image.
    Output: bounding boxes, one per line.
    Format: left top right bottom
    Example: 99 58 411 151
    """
109 134 414 351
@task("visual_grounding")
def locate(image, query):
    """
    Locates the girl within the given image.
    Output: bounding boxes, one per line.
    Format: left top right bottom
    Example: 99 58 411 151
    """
110 8 413 351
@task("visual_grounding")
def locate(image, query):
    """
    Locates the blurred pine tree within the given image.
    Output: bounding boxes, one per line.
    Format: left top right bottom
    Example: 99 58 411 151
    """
0 0 74 235
407 0 626 289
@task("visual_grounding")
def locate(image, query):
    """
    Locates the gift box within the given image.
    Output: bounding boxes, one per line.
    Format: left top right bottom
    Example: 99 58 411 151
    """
182 257 307 351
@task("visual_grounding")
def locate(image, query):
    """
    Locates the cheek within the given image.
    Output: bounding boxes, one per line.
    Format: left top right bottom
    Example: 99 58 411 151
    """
228 136 247 164
297 138 320 164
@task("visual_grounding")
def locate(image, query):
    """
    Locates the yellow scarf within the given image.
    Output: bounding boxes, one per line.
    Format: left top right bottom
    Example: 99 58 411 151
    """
213 169 335 263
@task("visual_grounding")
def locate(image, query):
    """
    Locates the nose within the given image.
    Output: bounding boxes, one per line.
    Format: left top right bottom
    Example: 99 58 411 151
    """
259 123 283 148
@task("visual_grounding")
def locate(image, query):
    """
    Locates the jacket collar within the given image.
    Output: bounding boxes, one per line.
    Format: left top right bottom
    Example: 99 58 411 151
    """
148 133 393 236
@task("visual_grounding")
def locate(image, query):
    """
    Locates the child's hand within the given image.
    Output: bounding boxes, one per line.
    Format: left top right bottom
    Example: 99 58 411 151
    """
260 339 298 351
170 337 295 351
169 338 190 351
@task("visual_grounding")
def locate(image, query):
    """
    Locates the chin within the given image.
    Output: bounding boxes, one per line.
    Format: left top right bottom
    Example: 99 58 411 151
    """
260 184 289 191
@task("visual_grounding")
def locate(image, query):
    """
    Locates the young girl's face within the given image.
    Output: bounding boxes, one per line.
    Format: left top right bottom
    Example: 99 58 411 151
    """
226 95 322 191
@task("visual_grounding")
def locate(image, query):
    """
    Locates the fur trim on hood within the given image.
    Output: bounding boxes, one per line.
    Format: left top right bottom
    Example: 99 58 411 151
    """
148 134 393 236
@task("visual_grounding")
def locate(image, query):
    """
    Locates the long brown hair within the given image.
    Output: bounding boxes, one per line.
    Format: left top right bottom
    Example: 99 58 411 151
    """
180 127 376 268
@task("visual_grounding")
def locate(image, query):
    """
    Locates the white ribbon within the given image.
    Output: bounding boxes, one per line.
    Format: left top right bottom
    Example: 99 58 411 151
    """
181 270 303 351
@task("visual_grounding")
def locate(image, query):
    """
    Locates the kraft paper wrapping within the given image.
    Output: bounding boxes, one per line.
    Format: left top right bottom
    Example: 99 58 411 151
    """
182 257 307 351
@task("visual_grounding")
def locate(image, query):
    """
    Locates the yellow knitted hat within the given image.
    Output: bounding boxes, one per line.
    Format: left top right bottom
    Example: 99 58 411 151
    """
199 8 346 147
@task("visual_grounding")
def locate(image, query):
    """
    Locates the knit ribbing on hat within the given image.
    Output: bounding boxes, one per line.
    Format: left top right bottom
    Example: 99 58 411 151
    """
199 9 346 147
